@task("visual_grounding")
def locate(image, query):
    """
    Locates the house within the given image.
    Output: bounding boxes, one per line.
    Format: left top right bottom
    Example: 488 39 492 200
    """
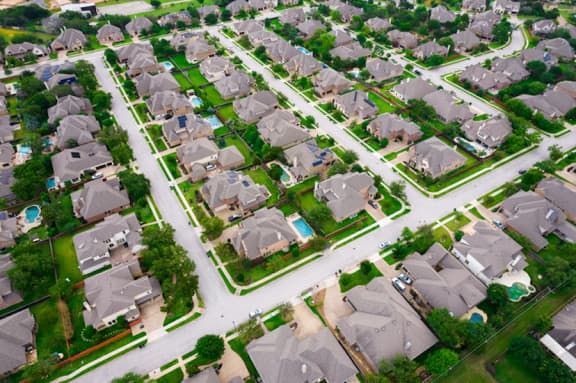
198 5 220 19
424 90 475 123
176 137 244 177
540 300 576 372
233 91 278 124
125 17 153 37
460 64 511 92
0 215 17 250
45 73 77 90
387 30 418 49
337 278 437 369
408 137 466 179
280 0 298 5
0 98 6 117
391 77 435 102
231 207 298 260
469 11 501 39
492 0 520 14
500 191 576 250
0 309 36 376
366 17 391 32
555 81 576 99
135 72 180 97
125 51 161 78
313 68 353 97
185 39 216 63
0 254 22 309
536 178 576 221
537 38 575 59
453 222 525 284
314 172 376 222
284 53 323 77
491 57 529 83
334 90 378 120
200 56 234 82
531 19 557 35
514 92 573 120
34 61 75 82
73 213 142 274
4 42 49 60
461 116 512 148
284 140 336 181
561 24 576 39
247 325 358 383
329 42 371 61
520 48 558 68
430 5 456 23
257 110 310 148
366 58 403 82
214 70 254 99
367 113 422 144
247 30 279 48
230 20 264 35
248 0 277 11
0 144 13 168
336 3 363 23
297 20 325 40
0 168 15 202
451 30 481 53
170 31 201 49
226 0 250 16
201 170 270 213
96 24 125 45
162 113 213 147
51 142 113 186
403 243 487 317
158 11 192 27
279 8 305 25
71 178 131 223
50 28 87 52
183 368 220 383
413 41 450 60
265 40 299 64
330 30 354 47
60 2 97 16
0 116 13 144
116 42 153 64
146 91 194 117
47 95 92 124
83 261 161 331
56 114 100 149
462 0 486 12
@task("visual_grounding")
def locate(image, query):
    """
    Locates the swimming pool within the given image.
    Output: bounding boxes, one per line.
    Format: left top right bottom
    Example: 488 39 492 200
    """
23 205 41 224
469 313 484 323
508 282 534 302
161 61 174 71
457 138 477 153
293 218 313 239
205 115 222 128
46 177 56 190
43 136 53 149
349 69 360 79
296 46 311 55
280 168 290 183
189 95 203 107
19 145 32 155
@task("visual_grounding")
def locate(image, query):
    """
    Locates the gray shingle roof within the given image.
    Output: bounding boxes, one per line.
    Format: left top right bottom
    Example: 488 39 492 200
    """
56 114 100 149
284 140 335 179
233 91 278 123
422 90 474 123
409 137 466 178
125 17 153 36
257 110 310 148
313 68 353 95
297 19 325 39
200 56 234 82
135 72 180 97
334 90 378 119
329 41 371 61
367 113 422 141
48 95 92 124
0 309 35 375
461 116 511 148
201 171 269 211
51 142 113 184
451 30 481 52
537 38 575 58
366 58 403 82
391 77 435 101
214 70 254 99
71 178 130 221
537 178 576 218
547 300 576 364
366 17 390 32
0 253 21 307
314 172 375 221
182 367 220 383
51 28 87 50
430 5 456 23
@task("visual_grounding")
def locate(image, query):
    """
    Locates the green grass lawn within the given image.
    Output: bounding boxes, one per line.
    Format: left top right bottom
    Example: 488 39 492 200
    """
339 263 383 292
245 167 281 205
31 299 67 359
217 104 237 121
433 226 453 249
188 68 209 87
154 367 184 383
133 103 150 123
223 135 256 165
162 152 182 179
170 53 192 69
172 72 193 91
468 207 485 220
302 89 318 101
263 313 288 331
444 213 471 232
179 180 203 205
378 187 403 216
494 354 542 383
122 199 156 224
368 91 395 114
229 338 260 379
146 124 168 152
53 234 83 284
213 126 230 136
202 85 227 106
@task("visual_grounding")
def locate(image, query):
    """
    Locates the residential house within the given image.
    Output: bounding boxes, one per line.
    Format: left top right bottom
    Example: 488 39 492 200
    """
158 11 192 27
387 30 418 49
125 50 161 78
60 2 97 16
492 0 520 14
536 177 576 221
71 178 131 223
55 114 100 149
45 73 77 90
366 58 403 82
96 24 124 45
200 170 270 213
50 28 87 52
47 95 92 124
162 113 213 147
430 5 456 23
176 137 244 178
423 90 474 122
461 116 512 148
284 53 323 77
200 56 234 82
125 17 153 37
257 110 311 148
230 20 263 36
520 48 558 68
555 81 576 99
146 91 194 117
452 221 526 284
280 0 298 5
451 30 481 53
330 30 354 47
462 0 486 12
185 38 216 63
83 261 161 331
135 72 180 97
265 40 299 64
34 61 75 82
233 91 278 124
231 207 298 260
469 11 501 39
0 168 15 202
532 19 557 35
540 300 576 372
279 8 305 26
248 0 277 11
247 325 358 383
0 253 21 310
4 42 49 60
0 144 13 168
515 91 574 120
391 77 436 102
214 70 254 99
226 0 250 16
500 191 576 250
0 309 36 376
313 68 353 96
73 213 142 274
366 17 391 32
334 90 378 120
284 140 336 181
51 142 113 186
537 38 575 59
198 5 220 19
247 30 279 47
170 31 201 49
460 64 511 92
116 42 153 64
297 20 325 40
329 42 371 61
0 84 6 97
403 243 487 317
491 57 529 83
408 137 466 179
0 98 6 117
337 278 438 369
413 41 450 60
561 24 576 39
367 113 422 144
0 116 13 144
336 3 363 23
314 172 376 222
183 368 220 383
0 214 17 249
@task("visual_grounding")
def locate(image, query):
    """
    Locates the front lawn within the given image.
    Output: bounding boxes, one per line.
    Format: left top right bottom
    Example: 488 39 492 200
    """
146 124 168 152
245 167 281 205
162 153 182 179
444 213 471 232
433 225 453 249
122 198 156 224
263 313 289 331
179 180 203 205
133 103 150 123
368 92 395 114
155 367 184 383
339 262 383 292
202 85 227 106
172 72 193 91
188 68 209 87
53 234 83 284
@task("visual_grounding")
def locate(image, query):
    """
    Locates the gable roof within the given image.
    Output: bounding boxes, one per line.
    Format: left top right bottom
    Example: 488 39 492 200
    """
368 113 422 140
422 90 474 122
214 70 254 99
461 116 511 148
56 114 100 149
284 140 335 179
201 170 269 210
48 95 92 124
392 77 435 101
430 5 456 23
451 30 481 51
334 90 378 119
233 91 278 123
182 367 220 383
125 17 153 35
135 72 180 97
366 58 403 82
51 28 87 50
315 172 375 221
537 178 576 218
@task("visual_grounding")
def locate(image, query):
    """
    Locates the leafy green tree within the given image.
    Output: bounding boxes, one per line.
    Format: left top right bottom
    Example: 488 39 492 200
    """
340 150 358 164
487 283 509 310
309 204 333 223
12 156 51 200
104 48 118 65
360 260 372 275
23 358 56 381
526 60 547 81
278 303 294 321
389 181 407 200
327 161 349 176
196 335 225 362
307 236 328 252
425 55 444 67
427 308 460 348
204 13 218 25
458 321 492 348
203 216 224 240
112 372 146 383
119 170 150 203
520 168 544 190
390 355 418 383
425 348 459 375
150 0 161 8
548 144 563 161
533 315 552 334
268 164 283 181
508 336 545 365
8 241 54 299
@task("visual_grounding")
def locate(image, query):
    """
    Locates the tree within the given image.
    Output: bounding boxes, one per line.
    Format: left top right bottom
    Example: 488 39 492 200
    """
8 242 53 299
91 90 112 110
565 107 576 123
307 236 328 252
548 144 563 161
119 170 150 203
196 335 225 362
327 161 348 176
502 181 519 197
389 181 406 200
425 348 459 375
427 308 461 348
390 355 418 383
268 164 283 181
340 149 358 164
278 303 294 321
12 156 51 200
458 321 493 348
309 204 333 223
111 373 146 383
150 0 161 8
508 336 545 365
24 358 56 381
203 216 224 240
487 283 509 310
204 13 218 25
104 48 118 65
237 319 262 343
520 168 544 190
360 260 372 275
425 54 444 67
221 9 232 21
526 60 547 81
533 315 552 334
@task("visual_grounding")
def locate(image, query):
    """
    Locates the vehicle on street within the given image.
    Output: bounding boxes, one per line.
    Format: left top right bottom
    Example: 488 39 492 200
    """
398 273 412 285
392 277 406 292
379 241 391 249
249 308 263 318
228 214 242 222
414 69 422 76
492 220 504 229
518 168 527 174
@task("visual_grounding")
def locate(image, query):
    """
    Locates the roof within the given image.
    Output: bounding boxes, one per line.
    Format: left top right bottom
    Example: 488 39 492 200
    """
368 113 422 140
34 61 75 82
284 140 335 179
56 114 100 148
313 68 353 94
392 77 435 101
297 19 325 38
537 38 575 58
257 110 310 148
330 29 354 47
51 28 87 50
0 253 20 304
532 19 557 33
462 0 486 9
96 24 123 41
285 53 323 77
366 17 390 32
430 5 456 23
461 116 512 148
186 38 216 60
0 143 14 165
366 58 403 82
414 41 449 59
0 115 13 143
170 31 201 49
0 309 35 375
451 30 481 50
0 167 15 201
520 48 558 67
146 91 192 116
460 63 510 91
537 178 576 218
135 72 180 96
491 57 529 82
201 170 269 211
214 70 254 99
162 113 212 144
334 90 378 119
247 325 358 383
177 137 218 164
265 40 299 64
233 91 278 123
329 41 371 61
48 95 92 124
545 300 576 368
5 42 49 57
387 29 418 48
279 8 305 25
315 172 375 221
51 142 113 183
182 367 219 383
422 90 474 122
125 17 153 35
231 20 264 35
200 56 234 80
410 137 466 178
71 178 130 221
116 43 153 63
403 243 487 316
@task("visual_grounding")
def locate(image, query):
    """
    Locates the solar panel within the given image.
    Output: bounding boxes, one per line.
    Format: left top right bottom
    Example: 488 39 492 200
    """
177 115 187 128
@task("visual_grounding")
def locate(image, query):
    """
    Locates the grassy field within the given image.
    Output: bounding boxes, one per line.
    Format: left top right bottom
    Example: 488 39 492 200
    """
122 198 156 224
202 85 226 106
162 152 182 179
179 180 203 205
133 103 150 123
188 68 209 87
494 353 542 383
154 367 184 383
0 27 53 42
217 104 236 121
444 213 471 232
245 167 281 205
146 124 168 152
53 234 83 284
170 53 190 69
368 91 395 114
31 299 67 359
223 135 256 165
339 263 383 292
172 72 193 91
433 225 453 249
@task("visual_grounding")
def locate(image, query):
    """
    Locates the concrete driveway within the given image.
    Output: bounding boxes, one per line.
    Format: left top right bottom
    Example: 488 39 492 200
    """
218 343 249 383
139 297 167 334
322 284 352 328
292 301 323 339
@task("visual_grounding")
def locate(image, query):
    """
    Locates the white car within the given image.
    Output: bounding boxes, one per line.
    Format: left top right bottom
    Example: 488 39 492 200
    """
249 308 263 318
378 241 391 249
392 277 406 292
398 273 413 285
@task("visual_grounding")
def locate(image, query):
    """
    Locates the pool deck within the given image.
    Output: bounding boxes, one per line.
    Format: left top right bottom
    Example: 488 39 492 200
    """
494 270 532 288
17 205 42 234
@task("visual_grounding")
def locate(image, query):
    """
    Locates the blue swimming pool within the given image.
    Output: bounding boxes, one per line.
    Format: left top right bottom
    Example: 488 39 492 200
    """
19 145 32 155
189 95 203 107
280 168 290 183
24 205 41 224
161 61 174 71
43 136 53 149
457 138 477 153
293 218 313 239
469 313 484 323
296 46 311 55
205 115 222 128
46 177 56 189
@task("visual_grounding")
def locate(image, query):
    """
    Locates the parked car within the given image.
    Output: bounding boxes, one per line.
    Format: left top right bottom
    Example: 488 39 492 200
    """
492 219 504 229
414 69 422 76
518 168 527 174
249 308 263 318
228 214 242 222
368 200 379 209
91 173 104 180
392 277 406 292
379 241 391 249
398 273 412 285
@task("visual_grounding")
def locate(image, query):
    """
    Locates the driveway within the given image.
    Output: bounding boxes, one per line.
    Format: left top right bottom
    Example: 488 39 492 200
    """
292 301 323 339
218 343 249 383
140 298 167 334
321 284 352 328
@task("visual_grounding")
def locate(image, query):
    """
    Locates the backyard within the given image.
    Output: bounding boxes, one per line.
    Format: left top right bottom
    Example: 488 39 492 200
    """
245 167 281 205
188 68 209 87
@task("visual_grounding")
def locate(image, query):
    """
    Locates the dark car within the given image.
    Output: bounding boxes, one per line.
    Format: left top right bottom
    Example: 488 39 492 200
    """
228 214 242 222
